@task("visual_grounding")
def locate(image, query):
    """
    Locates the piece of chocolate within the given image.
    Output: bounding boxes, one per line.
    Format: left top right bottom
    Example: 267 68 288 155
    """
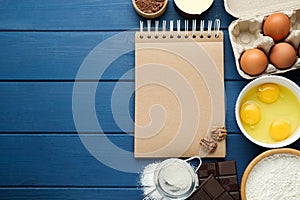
199 162 217 177
229 191 241 200
204 175 225 198
190 188 211 200
217 192 235 200
190 175 233 200
197 161 240 200
218 176 239 192
217 161 237 176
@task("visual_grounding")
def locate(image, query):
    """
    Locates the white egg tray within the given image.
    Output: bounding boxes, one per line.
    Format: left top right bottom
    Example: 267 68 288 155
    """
224 0 300 79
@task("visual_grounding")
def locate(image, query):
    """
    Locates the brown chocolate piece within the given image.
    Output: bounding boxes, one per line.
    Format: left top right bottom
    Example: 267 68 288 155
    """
198 162 217 177
197 161 240 200
190 175 233 200
218 176 239 192
217 161 237 176
229 192 241 200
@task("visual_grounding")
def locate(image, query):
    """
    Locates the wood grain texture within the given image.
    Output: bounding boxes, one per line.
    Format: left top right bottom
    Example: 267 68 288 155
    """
0 81 253 133
0 0 234 31
0 31 242 81
1 0 300 199
1 81 300 133
1 31 300 81
0 31 133 81
0 188 143 200
1 134 298 187
0 82 133 133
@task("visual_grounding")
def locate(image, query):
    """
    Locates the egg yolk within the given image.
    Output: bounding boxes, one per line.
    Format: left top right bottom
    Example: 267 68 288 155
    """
257 83 280 104
269 119 290 141
240 101 261 125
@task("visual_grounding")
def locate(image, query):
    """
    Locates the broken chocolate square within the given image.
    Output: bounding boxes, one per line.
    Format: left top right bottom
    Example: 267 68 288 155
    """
190 175 233 200
197 161 240 200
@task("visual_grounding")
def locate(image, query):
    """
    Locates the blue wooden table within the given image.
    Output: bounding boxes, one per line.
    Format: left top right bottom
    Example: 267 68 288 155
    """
0 1 299 199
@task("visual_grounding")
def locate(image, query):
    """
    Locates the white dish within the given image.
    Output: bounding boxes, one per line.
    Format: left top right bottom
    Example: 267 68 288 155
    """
174 0 214 16
235 75 300 148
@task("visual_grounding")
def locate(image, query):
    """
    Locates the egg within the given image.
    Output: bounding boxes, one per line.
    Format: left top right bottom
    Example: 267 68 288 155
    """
239 83 300 144
257 83 280 104
240 101 261 125
240 49 268 76
263 13 290 42
269 119 291 141
269 42 297 69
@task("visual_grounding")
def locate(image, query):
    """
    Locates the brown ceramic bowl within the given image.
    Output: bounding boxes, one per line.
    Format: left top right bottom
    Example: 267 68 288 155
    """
241 148 300 200
132 0 168 19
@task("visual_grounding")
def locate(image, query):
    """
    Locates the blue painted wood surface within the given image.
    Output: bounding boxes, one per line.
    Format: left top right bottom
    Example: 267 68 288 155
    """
0 81 247 133
1 31 300 81
0 188 142 200
1 81 300 134
0 30 242 81
0 0 234 30
0 0 299 199
1 134 298 188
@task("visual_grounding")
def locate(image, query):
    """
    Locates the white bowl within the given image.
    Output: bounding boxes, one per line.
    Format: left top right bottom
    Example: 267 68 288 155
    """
174 0 214 16
235 75 300 148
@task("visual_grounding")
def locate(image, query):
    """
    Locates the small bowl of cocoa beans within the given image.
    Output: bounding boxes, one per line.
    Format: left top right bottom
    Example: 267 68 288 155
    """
132 0 168 19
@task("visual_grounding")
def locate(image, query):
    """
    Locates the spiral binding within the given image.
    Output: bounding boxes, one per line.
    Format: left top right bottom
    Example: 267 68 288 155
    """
138 19 221 39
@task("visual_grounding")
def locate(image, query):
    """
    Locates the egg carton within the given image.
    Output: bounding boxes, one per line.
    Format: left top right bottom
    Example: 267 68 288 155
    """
224 0 300 79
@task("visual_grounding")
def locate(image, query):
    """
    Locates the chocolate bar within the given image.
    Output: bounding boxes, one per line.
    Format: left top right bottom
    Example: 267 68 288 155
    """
197 161 240 200
189 175 233 200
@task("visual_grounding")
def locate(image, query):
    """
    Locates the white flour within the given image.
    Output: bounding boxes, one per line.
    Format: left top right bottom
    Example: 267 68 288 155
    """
159 163 193 196
246 153 300 200
140 162 163 200
140 162 195 200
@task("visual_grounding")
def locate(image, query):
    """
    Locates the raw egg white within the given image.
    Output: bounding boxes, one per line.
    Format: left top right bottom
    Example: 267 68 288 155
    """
239 83 300 143
263 12 290 42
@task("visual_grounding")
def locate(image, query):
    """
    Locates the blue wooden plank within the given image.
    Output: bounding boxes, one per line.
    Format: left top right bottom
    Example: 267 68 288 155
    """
225 81 247 132
0 30 240 81
1 81 300 133
0 81 226 133
0 82 134 133
0 188 143 200
0 134 298 187
0 134 140 187
0 31 134 81
0 0 234 31
1 31 300 81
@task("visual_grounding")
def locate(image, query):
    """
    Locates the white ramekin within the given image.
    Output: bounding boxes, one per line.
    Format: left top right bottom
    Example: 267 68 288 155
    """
235 75 300 148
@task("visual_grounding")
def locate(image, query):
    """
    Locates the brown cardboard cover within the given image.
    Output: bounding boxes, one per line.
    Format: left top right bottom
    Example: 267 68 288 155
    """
135 31 225 158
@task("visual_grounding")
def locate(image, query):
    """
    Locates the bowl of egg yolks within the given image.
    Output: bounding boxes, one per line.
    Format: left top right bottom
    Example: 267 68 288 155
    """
235 75 300 148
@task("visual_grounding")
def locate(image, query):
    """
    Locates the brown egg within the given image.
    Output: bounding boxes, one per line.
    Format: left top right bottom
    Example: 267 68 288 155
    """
240 49 268 76
269 42 297 69
263 13 290 42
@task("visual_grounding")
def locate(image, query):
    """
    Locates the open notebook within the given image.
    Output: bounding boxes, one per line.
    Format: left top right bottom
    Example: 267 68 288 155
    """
134 20 225 158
